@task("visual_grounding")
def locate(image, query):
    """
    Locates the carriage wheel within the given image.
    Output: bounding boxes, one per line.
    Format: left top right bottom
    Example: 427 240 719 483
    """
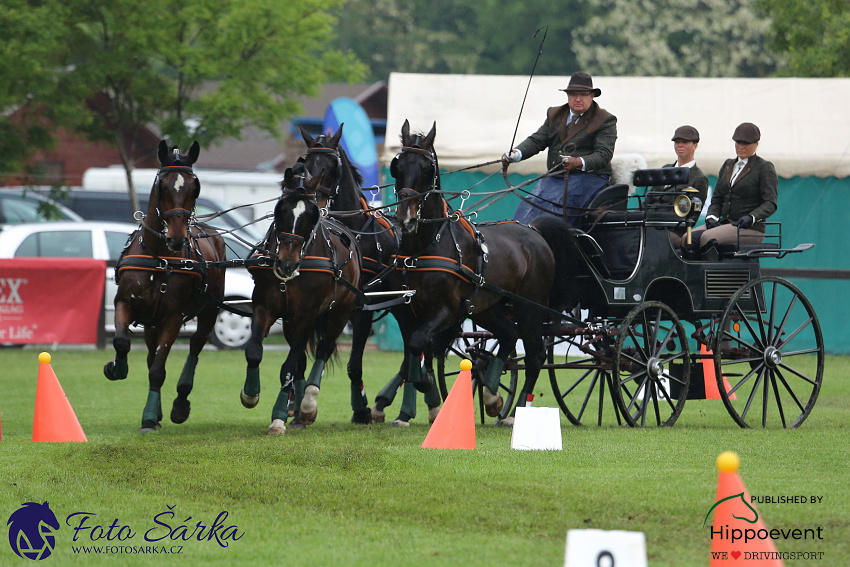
547 330 625 426
714 277 823 428
613 301 690 427
437 323 518 424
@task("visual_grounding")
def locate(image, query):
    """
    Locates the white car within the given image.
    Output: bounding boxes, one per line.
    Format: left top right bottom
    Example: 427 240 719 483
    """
0 221 275 349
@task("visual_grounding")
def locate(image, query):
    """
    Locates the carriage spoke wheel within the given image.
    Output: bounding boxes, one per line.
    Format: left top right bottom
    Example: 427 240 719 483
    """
715 277 823 428
547 330 624 426
437 323 517 424
613 302 689 428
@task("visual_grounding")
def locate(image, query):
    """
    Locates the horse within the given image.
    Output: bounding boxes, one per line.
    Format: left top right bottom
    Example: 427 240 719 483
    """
297 125 405 424
390 119 556 425
104 140 227 433
241 166 361 435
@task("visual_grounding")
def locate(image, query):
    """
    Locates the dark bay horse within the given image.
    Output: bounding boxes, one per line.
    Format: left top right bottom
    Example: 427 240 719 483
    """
104 141 226 433
241 167 361 434
391 120 556 425
297 125 403 424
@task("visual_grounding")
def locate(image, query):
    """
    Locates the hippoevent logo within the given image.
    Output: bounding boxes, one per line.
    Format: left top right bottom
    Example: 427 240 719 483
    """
704 493 825 561
6 503 244 560
7 502 60 560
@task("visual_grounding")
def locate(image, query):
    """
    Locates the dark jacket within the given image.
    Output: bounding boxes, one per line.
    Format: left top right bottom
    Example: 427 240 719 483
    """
515 101 617 176
645 162 709 207
707 155 778 233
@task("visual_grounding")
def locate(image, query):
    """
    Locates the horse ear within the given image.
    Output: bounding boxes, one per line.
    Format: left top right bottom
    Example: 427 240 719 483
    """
390 156 399 179
401 119 410 146
282 167 293 191
187 141 200 165
329 124 343 148
299 125 315 148
157 140 169 164
424 122 436 150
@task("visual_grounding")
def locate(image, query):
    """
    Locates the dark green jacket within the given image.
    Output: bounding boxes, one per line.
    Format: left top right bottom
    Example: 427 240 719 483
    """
707 155 778 233
515 101 617 176
645 162 709 207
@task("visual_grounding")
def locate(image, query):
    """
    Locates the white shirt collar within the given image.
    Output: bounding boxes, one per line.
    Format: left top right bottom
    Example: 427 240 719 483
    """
677 159 696 169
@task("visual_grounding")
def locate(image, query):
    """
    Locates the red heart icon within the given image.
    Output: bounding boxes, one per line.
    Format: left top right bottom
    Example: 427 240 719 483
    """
731 551 742 559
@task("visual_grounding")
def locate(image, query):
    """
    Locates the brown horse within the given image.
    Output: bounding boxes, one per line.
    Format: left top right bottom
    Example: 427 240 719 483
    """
104 140 226 433
241 166 361 434
391 120 556 425
297 126 402 424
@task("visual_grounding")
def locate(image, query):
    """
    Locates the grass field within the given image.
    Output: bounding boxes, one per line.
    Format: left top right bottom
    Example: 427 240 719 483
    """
0 345 847 566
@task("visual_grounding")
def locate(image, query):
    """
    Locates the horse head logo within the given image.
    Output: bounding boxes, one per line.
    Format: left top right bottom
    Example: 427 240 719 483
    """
703 492 759 528
7 502 60 560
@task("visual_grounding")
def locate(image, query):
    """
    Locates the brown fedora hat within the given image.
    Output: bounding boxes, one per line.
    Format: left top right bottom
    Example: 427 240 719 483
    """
559 72 602 97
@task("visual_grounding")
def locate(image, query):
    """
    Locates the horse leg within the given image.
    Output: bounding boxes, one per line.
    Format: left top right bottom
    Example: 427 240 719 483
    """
372 363 405 423
300 308 352 426
140 325 178 433
501 322 547 427
474 314 520 419
104 301 132 381
242 306 277 409
391 381 418 427
269 347 305 434
170 306 215 424
346 310 373 424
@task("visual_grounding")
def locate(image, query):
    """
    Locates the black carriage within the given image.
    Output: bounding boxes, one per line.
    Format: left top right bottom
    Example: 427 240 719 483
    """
442 167 823 429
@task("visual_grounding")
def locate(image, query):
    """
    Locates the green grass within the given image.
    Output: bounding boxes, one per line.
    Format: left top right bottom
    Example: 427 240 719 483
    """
0 347 847 566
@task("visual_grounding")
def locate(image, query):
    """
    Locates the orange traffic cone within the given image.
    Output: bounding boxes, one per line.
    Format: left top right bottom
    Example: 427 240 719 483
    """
707 452 783 566
32 352 87 442
421 359 475 449
702 344 736 400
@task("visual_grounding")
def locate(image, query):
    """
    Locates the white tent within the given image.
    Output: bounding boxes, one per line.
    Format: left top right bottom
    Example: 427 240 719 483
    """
382 73 850 179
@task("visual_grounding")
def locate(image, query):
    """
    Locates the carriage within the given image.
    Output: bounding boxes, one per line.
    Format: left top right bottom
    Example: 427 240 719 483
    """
438 166 823 429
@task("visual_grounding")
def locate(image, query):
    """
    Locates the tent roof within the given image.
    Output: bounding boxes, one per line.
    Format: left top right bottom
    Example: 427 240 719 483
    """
382 73 850 179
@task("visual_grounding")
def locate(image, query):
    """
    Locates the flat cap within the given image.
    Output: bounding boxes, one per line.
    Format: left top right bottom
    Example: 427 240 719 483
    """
732 122 760 143
671 125 700 143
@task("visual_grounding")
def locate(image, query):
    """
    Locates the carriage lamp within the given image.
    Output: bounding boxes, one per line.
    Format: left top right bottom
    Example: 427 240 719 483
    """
673 188 703 246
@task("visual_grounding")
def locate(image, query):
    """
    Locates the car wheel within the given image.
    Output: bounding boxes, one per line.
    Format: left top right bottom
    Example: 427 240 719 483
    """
209 297 252 349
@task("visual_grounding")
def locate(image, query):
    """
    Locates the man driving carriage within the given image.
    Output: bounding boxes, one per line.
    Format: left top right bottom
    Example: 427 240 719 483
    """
684 122 777 255
503 72 617 227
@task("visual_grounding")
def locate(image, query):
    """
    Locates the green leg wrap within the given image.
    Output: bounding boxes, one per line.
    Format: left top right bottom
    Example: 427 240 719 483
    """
424 379 442 408
408 354 424 388
375 373 404 410
399 381 417 419
483 357 506 393
111 357 129 381
350 381 368 412
293 379 306 412
244 366 260 398
142 390 161 425
306 359 327 389
177 354 198 396
271 387 290 422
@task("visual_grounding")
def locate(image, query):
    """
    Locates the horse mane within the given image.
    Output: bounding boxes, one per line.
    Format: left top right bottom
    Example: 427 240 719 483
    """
338 145 365 188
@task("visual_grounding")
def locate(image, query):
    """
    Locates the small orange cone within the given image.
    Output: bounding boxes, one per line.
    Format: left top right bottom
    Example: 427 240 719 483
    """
702 345 736 400
422 359 475 449
707 452 783 566
33 352 87 442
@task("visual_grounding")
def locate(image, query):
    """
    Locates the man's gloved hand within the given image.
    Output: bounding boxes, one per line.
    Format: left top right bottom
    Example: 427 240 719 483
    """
501 149 521 164
705 216 720 229
736 215 755 229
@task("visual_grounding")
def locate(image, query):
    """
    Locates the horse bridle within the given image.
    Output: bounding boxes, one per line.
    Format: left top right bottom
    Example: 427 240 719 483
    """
274 174 323 279
302 139 343 202
139 165 200 241
394 144 440 223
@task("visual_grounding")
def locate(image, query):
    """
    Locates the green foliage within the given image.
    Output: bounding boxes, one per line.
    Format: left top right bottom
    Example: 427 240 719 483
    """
574 0 783 77
758 0 850 76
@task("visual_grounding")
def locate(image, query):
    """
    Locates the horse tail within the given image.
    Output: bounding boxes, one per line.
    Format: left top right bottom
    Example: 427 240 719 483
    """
528 216 582 312
307 313 340 363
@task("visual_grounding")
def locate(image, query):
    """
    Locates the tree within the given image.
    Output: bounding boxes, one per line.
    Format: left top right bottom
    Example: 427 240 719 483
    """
757 0 850 76
46 0 364 211
571 0 783 77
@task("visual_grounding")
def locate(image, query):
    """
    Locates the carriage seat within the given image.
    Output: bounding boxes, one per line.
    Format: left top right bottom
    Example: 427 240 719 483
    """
586 183 629 210
632 167 689 188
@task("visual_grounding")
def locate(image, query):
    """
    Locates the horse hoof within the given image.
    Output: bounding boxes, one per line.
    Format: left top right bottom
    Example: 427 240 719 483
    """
268 419 287 435
289 421 306 430
428 406 440 424
240 389 259 409
299 385 319 425
170 399 191 424
139 421 161 434
483 388 504 418
103 360 128 381
351 409 372 424
390 419 410 428
371 406 386 423
496 416 515 428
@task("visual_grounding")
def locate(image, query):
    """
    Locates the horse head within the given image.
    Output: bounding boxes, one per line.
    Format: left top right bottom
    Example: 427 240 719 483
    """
299 125 344 208
153 139 202 252
392 119 438 234
273 165 324 281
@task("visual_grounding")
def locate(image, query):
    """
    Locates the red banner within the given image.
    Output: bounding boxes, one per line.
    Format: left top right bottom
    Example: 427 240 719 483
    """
0 259 106 345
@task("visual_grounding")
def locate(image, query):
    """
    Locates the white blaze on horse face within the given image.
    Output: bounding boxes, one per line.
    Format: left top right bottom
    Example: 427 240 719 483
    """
173 174 185 192
290 200 307 234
